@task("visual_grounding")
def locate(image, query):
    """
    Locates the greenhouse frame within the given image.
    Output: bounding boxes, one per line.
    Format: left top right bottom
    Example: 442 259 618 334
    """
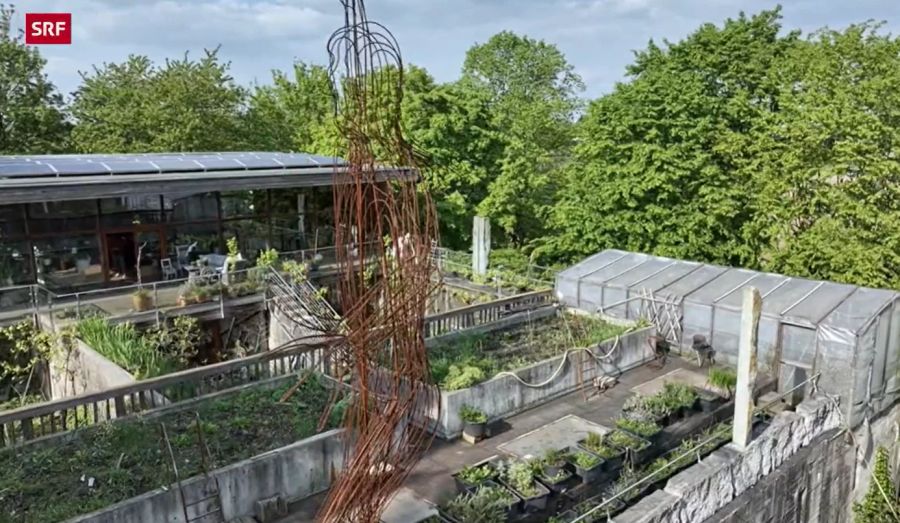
556 249 900 427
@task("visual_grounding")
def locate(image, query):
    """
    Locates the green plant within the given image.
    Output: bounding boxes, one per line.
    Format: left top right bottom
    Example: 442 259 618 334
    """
581 432 619 459
256 248 279 270
615 417 661 438
542 448 569 467
226 236 240 271
281 259 309 282
501 460 538 497
853 446 899 522
76 317 179 379
444 485 512 523
707 367 737 398
146 316 205 368
443 364 486 390
458 463 495 485
570 450 602 469
460 404 487 424
0 320 53 400
606 430 646 451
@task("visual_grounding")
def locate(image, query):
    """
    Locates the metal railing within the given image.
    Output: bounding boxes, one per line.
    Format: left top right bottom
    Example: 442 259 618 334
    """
432 247 559 291
0 342 328 448
423 290 555 338
570 372 822 522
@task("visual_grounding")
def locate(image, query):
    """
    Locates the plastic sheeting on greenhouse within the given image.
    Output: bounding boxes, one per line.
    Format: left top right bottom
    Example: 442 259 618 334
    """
556 250 900 427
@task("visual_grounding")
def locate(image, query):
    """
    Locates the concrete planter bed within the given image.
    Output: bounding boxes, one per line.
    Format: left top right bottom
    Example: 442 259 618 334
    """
430 320 655 440
0 374 344 523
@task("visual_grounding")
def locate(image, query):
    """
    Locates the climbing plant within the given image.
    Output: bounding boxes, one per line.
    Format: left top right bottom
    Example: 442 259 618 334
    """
853 446 900 523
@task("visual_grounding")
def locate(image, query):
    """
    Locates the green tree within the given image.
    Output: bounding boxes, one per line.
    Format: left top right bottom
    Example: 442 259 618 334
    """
0 4 69 153
404 81 503 249
745 23 900 288
853 446 899 522
462 31 584 245
71 49 245 153
243 62 333 152
544 9 796 265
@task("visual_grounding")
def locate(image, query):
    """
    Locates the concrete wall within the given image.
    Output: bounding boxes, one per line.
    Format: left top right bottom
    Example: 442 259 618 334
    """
433 326 656 439
49 339 136 400
68 428 346 523
613 396 846 523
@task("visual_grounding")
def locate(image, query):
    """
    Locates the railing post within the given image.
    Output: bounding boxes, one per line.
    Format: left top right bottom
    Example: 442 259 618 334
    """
153 282 159 310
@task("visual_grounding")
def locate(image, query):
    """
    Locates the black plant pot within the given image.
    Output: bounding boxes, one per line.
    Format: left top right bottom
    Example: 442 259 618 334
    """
543 460 567 479
695 388 723 413
536 468 575 495
566 449 605 485
505 480 551 512
463 420 486 439
482 480 522 518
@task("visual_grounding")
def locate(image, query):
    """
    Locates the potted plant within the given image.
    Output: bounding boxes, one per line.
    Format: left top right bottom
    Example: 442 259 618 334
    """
540 448 569 478
605 430 652 465
566 448 605 484
460 404 488 439
499 460 550 511
664 382 700 416
695 386 724 412
443 483 519 522
578 432 625 472
452 462 497 494
707 367 737 400
132 288 152 311
623 394 672 427
614 416 662 443
535 461 574 495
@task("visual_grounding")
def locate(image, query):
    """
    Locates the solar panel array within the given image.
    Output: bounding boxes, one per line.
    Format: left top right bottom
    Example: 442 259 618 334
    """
0 152 348 179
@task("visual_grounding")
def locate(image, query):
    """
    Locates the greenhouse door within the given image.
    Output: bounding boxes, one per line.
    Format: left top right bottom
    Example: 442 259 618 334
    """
777 322 816 406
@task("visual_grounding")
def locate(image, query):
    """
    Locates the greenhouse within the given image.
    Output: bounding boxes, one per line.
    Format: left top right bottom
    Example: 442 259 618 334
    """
556 249 900 427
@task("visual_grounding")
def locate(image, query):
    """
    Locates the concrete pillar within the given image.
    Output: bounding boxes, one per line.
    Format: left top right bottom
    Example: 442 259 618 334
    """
472 216 490 277
733 286 761 450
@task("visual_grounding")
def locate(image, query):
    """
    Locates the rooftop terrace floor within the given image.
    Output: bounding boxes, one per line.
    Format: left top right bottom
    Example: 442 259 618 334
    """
281 355 697 521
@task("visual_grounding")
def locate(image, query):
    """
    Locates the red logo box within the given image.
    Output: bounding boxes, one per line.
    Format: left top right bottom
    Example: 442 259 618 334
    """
25 13 72 45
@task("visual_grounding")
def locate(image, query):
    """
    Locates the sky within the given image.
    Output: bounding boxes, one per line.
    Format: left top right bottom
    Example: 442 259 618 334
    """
10 0 900 100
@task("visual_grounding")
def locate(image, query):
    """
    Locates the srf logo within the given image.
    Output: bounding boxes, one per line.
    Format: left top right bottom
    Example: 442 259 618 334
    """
25 13 72 45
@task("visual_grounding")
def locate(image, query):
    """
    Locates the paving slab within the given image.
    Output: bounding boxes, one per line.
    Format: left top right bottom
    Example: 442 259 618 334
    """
497 414 611 458
380 487 438 523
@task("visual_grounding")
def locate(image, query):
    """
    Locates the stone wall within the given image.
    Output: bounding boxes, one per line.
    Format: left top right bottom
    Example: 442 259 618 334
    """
614 395 845 523
68 428 346 523
433 325 656 439
49 339 136 400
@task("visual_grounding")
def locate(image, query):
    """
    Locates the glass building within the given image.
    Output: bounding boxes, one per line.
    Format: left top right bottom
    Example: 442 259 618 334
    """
0 152 413 292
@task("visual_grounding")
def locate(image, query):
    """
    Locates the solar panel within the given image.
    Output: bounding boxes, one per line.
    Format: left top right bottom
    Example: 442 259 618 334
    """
0 152 351 179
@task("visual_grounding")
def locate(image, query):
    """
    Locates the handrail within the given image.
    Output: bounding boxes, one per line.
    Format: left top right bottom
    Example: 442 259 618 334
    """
424 290 553 323
0 340 334 446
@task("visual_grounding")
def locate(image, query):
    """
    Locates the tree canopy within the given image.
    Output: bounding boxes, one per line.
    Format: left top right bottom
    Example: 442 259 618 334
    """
70 49 245 153
0 5 69 154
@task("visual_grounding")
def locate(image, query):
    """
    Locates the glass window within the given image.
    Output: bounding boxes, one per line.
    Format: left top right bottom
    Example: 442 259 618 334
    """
164 192 218 223
220 191 266 219
223 219 270 260
0 205 26 238
0 240 32 285
100 196 162 228
33 235 102 291
167 223 222 263
28 201 97 235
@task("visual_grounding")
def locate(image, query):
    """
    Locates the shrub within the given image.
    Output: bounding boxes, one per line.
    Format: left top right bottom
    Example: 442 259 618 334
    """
570 450 602 469
460 404 487 424
458 463 495 485
615 417 661 438
444 485 513 523
501 460 538 497
443 364 487 390
853 447 899 522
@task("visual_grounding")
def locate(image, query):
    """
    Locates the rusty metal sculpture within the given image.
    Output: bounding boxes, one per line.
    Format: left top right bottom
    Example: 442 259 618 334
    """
314 0 441 521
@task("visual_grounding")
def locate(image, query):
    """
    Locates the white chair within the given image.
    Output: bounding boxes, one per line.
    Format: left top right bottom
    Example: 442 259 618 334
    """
160 258 178 280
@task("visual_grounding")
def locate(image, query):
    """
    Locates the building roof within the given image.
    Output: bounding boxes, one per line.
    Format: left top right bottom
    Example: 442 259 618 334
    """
0 152 414 204
557 249 899 334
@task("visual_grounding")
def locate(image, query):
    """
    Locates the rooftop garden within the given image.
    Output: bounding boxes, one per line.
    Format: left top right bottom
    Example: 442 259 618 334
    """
430 313 632 390
0 373 343 523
